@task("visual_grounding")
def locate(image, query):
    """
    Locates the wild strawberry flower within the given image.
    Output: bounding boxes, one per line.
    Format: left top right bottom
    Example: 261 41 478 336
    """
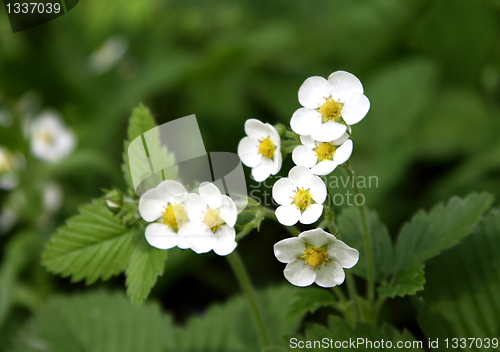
30 111 76 162
292 133 353 176
272 166 327 226
274 228 359 287
0 146 24 190
139 180 195 250
183 182 238 256
290 71 370 142
238 119 282 182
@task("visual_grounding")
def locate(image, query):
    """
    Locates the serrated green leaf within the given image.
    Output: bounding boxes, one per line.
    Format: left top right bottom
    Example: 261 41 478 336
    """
10 291 174 352
42 199 139 284
125 239 168 306
378 264 425 298
418 209 500 343
336 207 393 282
122 103 157 189
394 192 493 274
286 288 336 324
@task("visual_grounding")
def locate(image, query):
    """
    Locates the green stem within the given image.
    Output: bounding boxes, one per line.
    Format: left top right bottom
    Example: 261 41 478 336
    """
342 164 375 309
227 251 271 349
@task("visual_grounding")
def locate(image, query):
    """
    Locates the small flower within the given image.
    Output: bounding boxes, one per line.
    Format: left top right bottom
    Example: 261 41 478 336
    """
272 166 327 226
30 111 76 162
0 146 24 190
183 182 238 256
89 36 128 74
274 228 359 287
43 182 63 213
292 134 353 175
139 180 194 250
238 119 282 182
290 71 370 142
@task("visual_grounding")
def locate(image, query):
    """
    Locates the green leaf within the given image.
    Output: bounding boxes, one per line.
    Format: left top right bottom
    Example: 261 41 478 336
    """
122 103 157 189
42 199 139 284
125 239 168 306
394 192 493 274
286 288 336 324
336 207 393 282
378 264 425 298
417 209 500 342
10 291 174 352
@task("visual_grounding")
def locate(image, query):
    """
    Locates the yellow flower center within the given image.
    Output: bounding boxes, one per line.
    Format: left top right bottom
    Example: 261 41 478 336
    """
204 208 224 233
161 203 188 232
301 245 330 269
314 142 337 162
258 137 276 160
318 97 344 123
0 153 13 173
292 187 314 213
37 129 55 145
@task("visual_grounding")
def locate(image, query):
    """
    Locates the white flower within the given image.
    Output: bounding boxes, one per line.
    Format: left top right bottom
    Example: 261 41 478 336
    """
272 166 327 226
0 146 24 190
274 228 359 287
43 182 63 213
182 182 238 256
89 36 128 74
139 180 194 250
290 71 370 142
30 111 76 162
238 119 282 182
0 207 17 234
292 134 353 176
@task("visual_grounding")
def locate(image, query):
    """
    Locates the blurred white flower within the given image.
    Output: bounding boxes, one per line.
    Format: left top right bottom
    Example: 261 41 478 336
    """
0 207 17 234
30 111 76 162
292 134 353 175
272 166 326 226
43 182 63 213
89 36 128 74
274 228 359 287
183 182 238 256
290 71 370 142
238 119 282 182
0 146 24 190
139 180 195 250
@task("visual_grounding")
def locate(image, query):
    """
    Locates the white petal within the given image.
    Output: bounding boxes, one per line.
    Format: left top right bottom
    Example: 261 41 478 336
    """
298 76 330 109
299 204 323 224
333 132 350 146
213 225 237 256
184 223 215 254
245 119 269 140
341 93 370 125
310 160 338 176
315 260 345 287
329 240 359 269
310 175 327 204
176 235 191 249
199 182 222 209
238 137 261 167
145 223 179 249
333 139 353 166
299 135 316 148
139 188 168 222
328 71 364 100
251 158 274 182
272 178 296 205
288 165 314 189
266 123 281 148
271 151 282 175
284 260 316 287
290 108 322 136
161 180 187 204
298 228 337 248
220 195 238 227
311 121 347 142
275 204 301 226
184 193 207 222
273 237 305 263
292 146 317 168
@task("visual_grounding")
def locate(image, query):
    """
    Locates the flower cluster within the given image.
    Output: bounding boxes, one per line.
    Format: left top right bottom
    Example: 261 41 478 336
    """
139 180 238 256
237 70 369 287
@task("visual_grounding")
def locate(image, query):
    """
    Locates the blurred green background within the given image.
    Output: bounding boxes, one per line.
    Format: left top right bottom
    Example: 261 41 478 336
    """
1 0 500 348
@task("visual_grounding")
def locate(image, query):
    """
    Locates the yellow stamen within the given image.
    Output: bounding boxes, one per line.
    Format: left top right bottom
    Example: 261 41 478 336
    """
301 245 330 270
318 97 344 123
314 142 337 162
292 187 314 213
204 208 224 233
37 129 55 145
257 136 276 160
161 203 188 232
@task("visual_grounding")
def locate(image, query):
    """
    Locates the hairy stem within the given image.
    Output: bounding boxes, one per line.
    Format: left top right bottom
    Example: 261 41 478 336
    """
227 251 271 349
